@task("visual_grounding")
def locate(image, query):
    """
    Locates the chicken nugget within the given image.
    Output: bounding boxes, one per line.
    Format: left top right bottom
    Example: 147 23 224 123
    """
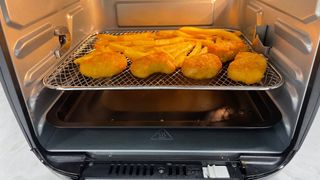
208 39 248 63
130 51 176 78
75 51 127 78
181 53 222 80
227 52 267 85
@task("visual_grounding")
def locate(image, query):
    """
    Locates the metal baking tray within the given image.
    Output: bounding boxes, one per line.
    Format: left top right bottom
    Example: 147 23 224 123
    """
47 91 281 128
43 30 284 90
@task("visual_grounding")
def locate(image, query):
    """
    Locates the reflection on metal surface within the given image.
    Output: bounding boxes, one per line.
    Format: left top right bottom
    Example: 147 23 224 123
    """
100 91 228 112
24 53 56 86
207 107 235 122
46 91 281 128
14 24 54 58
116 0 214 26
214 0 240 27
270 48 303 83
244 2 263 42
275 19 313 53
150 129 173 141
259 0 320 23
0 0 79 28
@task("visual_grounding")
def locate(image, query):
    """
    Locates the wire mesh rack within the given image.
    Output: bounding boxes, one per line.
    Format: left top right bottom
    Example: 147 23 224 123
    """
43 30 284 90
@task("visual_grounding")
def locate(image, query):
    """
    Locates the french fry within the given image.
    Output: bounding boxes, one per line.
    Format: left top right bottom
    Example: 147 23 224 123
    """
193 34 213 40
161 42 190 53
108 43 129 52
185 38 214 46
114 41 132 46
155 37 184 46
74 55 92 64
155 30 176 39
74 51 99 64
152 47 175 60
199 47 208 55
129 40 156 46
172 44 195 67
180 27 242 42
131 45 154 52
188 41 202 57
117 32 154 41
124 48 148 60
174 30 194 38
94 43 109 50
170 43 194 58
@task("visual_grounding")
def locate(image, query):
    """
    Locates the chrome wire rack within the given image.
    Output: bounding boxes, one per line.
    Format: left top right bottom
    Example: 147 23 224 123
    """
43 31 284 90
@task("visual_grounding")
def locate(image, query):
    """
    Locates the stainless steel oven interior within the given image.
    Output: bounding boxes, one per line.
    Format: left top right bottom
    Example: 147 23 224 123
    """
0 0 320 159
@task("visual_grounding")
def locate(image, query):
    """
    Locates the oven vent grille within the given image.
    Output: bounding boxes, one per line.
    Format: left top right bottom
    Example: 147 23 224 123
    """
107 163 187 176
83 162 204 179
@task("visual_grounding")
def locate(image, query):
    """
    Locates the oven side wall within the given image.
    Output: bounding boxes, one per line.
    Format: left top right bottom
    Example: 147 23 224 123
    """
0 0 94 138
242 0 320 137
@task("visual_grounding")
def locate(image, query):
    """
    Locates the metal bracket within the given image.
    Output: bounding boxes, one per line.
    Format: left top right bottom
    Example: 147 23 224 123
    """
54 26 71 58
252 25 271 57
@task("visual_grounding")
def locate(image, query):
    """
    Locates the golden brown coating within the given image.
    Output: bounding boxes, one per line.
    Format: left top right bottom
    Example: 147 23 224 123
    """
74 51 127 78
179 27 243 42
181 53 222 80
227 52 267 85
88 28 254 81
130 51 176 78
207 39 248 63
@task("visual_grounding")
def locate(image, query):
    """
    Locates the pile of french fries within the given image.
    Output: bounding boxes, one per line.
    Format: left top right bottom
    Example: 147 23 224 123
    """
93 27 244 68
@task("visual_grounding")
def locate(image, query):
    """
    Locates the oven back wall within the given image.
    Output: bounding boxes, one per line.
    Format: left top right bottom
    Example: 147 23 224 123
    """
86 0 242 31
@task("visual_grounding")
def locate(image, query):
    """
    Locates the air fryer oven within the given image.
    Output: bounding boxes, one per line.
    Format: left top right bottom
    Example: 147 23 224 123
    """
0 0 320 179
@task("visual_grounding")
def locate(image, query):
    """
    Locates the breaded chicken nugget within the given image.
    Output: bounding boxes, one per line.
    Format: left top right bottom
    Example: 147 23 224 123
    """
227 52 267 85
130 51 176 78
181 53 222 80
74 51 127 78
208 39 248 63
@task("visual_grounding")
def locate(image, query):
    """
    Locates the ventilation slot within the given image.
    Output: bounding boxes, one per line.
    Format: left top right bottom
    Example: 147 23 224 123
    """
136 164 141 175
108 164 114 175
129 164 134 175
122 164 127 175
84 162 204 179
142 165 147 176
150 165 154 175
115 164 120 175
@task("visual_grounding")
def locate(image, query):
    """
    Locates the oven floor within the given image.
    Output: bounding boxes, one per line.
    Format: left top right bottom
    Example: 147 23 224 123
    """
47 90 281 128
